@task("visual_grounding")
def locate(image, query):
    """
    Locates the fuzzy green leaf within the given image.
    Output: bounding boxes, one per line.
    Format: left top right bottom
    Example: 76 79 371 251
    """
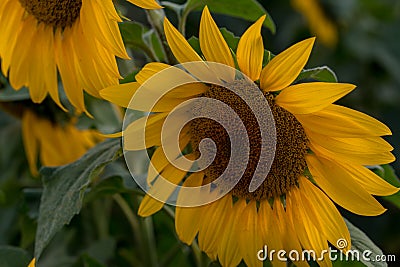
345 218 388 267
296 66 338 83
34 139 121 260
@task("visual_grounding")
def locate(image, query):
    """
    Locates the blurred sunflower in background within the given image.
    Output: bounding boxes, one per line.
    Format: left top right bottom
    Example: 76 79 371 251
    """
21 110 103 177
291 0 338 47
0 0 161 114
0 100 103 177
102 6 398 266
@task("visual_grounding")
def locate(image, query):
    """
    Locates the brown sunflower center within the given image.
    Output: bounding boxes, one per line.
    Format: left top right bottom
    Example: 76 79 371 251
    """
189 82 309 201
18 0 82 28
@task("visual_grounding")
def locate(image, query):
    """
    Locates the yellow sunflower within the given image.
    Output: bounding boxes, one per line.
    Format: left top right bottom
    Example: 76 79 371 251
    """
101 6 398 267
21 109 103 176
0 0 161 114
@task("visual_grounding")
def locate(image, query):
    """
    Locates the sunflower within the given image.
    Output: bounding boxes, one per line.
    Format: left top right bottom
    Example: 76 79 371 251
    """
0 0 161 114
101 6 398 267
21 109 103 176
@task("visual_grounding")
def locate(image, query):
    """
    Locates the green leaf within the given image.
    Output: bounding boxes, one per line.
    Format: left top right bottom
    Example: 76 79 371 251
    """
371 164 400 208
84 176 128 204
220 28 240 52
119 22 161 61
345 218 387 267
0 246 31 267
34 139 121 260
296 66 338 83
183 0 275 33
187 36 201 55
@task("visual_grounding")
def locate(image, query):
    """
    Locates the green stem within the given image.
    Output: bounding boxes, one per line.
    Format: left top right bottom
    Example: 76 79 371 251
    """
113 194 143 248
126 41 159 62
146 9 177 64
142 216 159 267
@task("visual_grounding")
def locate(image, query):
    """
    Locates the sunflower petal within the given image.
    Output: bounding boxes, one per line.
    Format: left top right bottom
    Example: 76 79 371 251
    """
334 162 399 196
135 62 170 84
239 201 263 267
306 154 386 216
100 82 140 108
198 195 232 260
299 177 351 251
260 37 315 92
218 198 246 267
309 141 395 166
123 113 167 150
296 104 392 137
275 82 356 114
237 15 265 81
287 188 332 267
126 0 162 9
22 111 39 176
164 18 202 63
175 172 205 244
199 6 235 68
138 163 189 216
259 201 286 267
305 130 393 154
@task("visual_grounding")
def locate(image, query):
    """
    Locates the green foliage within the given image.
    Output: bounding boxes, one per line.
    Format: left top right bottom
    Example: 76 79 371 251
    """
0 246 31 267
371 165 400 209
344 219 388 267
182 0 276 33
296 67 338 83
34 139 121 260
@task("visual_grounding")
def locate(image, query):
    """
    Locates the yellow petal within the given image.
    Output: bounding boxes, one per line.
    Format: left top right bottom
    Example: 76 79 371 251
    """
305 130 393 154
258 201 286 267
175 172 205 244
135 62 170 84
81 0 129 59
198 195 232 259
296 104 392 137
164 18 203 63
333 162 399 196
28 258 36 267
100 82 140 107
126 0 162 9
199 6 235 68
21 111 39 176
135 62 207 98
260 37 315 92
123 113 167 150
306 154 386 216
272 200 308 267
138 163 189 217
287 188 332 267
275 82 356 114
148 134 190 186
236 15 265 81
239 201 263 267
298 177 351 251
309 141 395 166
218 198 246 267
55 28 86 114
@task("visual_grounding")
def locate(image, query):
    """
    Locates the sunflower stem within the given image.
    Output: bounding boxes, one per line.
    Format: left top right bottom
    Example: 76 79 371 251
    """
191 240 210 267
146 9 177 64
113 194 143 252
142 216 159 267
